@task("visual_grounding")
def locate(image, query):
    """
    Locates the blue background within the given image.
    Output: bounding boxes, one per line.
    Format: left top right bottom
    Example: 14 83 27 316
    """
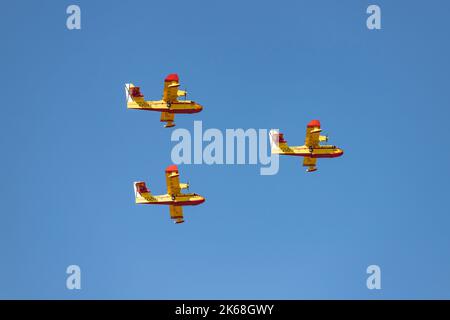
1 0 449 299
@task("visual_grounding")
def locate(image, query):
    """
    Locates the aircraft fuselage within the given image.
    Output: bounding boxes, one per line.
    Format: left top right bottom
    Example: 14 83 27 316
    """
127 100 203 114
137 193 205 206
275 145 344 158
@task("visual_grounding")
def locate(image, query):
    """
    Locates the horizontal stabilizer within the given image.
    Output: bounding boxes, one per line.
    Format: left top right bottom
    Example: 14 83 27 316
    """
134 181 150 196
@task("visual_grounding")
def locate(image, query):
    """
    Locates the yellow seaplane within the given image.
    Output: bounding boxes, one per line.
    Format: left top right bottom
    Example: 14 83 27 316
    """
269 120 344 172
134 165 205 224
125 74 203 128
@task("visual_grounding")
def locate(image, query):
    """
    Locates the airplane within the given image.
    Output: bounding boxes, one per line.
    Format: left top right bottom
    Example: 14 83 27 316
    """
269 120 344 172
133 165 205 224
125 74 203 128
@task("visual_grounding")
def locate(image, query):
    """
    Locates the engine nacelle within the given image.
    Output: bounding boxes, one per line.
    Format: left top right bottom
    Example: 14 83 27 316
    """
319 135 328 142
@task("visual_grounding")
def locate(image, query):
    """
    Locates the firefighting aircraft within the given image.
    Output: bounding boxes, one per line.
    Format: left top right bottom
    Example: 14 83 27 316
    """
133 165 205 224
269 120 344 172
125 74 203 128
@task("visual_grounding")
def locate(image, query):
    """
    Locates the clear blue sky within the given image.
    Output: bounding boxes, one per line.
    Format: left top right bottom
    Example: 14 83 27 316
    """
1 0 449 299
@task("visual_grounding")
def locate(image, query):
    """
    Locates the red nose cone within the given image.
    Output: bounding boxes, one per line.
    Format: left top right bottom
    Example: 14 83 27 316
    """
165 164 179 173
165 73 179 82
307 120 321 128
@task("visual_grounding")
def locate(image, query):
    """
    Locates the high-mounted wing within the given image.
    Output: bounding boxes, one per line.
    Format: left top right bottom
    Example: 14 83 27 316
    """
303 157 317 172
165 165 181 195
304 120 322 147
169 205 184 224
160 111 175 127
162 73 186 103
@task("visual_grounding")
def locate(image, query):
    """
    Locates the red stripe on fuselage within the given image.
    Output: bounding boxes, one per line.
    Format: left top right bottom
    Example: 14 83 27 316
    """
140 199 205 206
135 107 202 114
279 151 343 158
170 108 202 114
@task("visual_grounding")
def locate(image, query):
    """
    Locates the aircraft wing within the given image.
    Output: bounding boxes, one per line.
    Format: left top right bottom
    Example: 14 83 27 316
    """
304 120 322 147
163 83 180 103
303 157 317 168
169 205 184 224
162 74 187 103
165 167 181 195
160 111 175 123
